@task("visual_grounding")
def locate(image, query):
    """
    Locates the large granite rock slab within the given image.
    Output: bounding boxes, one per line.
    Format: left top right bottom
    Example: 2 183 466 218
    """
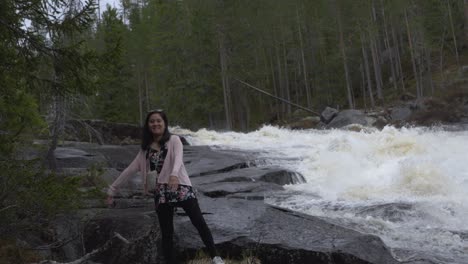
35 142 433 264
183 146 251 177
55 142 140 170
175 195 398 264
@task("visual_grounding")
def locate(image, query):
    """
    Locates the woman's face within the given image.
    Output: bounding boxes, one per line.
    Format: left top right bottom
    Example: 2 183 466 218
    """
148 113 165 136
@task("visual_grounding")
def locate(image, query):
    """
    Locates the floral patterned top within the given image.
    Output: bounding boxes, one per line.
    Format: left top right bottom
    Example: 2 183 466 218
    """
148 145 196 204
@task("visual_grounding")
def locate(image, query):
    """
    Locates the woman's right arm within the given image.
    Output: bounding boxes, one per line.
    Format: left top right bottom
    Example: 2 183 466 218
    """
106 151 142 205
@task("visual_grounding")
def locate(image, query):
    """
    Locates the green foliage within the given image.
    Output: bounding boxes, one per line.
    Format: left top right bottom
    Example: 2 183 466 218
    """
0 159 83 237
0 239 43 264
91 6 136 123
4 0 468 133
79 162 108 199
0 0 99 245
0 89 45 155
1 0 98 144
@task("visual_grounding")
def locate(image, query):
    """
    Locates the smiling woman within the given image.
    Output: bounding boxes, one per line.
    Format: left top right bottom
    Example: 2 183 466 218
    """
106 110 225 264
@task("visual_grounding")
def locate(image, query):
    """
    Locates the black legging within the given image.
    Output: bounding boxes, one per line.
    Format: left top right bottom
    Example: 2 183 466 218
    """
156 198 217 263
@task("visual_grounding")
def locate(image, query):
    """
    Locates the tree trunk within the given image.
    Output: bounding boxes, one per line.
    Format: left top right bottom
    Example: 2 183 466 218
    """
380 0 398 91
391 18 406 91
417 50 424 97
296 5 311 109
46 95 66 171
235 78 319 115
268 47 280 121
447 0 460 67
217 22 231 130
425 46 434 95
137 69 143 126
97 0 100 22
370 34 383 100
405 9 421 98
439 26 448 89
319 39 333 105
144 71 150 112
336 3 354 109
280 23 291 115
361 33 375 108
465 0 468 44
274 34 285 116
360 63 367 110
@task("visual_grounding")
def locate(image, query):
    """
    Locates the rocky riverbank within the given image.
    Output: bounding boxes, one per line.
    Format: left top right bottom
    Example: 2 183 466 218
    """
27 92 468 264
30 141 436 264
62 92 468 147
286 92 468 131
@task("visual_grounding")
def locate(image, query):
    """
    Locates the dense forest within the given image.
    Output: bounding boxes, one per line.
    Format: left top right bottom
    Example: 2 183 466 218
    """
87 0 467 130
0 1 467 258
2 0 467 134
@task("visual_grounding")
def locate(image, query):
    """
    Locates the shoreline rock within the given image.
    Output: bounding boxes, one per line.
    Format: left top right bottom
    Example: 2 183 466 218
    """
28 143 437 264
284 93 468 130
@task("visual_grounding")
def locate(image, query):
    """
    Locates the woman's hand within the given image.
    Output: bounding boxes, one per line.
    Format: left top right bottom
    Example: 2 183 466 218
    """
168 175 179 191
106 196 115 208
144 183 152 197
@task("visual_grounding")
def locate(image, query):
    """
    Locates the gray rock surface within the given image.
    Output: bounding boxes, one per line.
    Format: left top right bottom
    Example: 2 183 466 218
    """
327 109 369 128
183 146 250 177
36 143 433 264
288 116 322 129
321 107 339 124
176 196 399 264
391 104 413 121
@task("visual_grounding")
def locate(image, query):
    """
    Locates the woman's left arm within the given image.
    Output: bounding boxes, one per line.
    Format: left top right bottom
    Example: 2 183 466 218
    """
171 136 184 176
168 136 183 190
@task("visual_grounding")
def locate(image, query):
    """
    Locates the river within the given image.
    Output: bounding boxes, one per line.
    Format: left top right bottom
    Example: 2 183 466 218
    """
176 125 468 264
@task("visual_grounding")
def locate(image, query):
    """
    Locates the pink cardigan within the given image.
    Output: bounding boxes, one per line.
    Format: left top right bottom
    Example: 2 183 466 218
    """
107 135 191 196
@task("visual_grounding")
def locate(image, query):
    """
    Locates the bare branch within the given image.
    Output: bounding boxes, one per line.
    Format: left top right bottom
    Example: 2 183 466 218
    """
0 204 18 213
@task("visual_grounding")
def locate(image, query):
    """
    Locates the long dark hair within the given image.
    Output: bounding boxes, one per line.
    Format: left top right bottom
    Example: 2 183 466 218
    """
141 110 171 150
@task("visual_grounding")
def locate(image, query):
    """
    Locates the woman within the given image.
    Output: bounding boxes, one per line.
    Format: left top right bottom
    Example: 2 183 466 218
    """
107 109 224 264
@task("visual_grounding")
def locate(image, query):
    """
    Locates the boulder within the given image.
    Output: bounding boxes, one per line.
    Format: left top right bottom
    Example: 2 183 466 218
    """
390 104 412 121
291 109 310 119
410 97 446 112
326 110 369 128
320 107 339 124
176 196 400 264
288 116 321 129
55 147 107 169
190 167 305 187
183 146 250 177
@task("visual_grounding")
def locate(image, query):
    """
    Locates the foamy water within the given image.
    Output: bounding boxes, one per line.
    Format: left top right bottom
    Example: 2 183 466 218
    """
174 125 468 263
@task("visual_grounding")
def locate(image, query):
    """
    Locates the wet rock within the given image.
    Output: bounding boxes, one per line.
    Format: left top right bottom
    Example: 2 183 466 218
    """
54 147 107 169
390 104 413 121
40 143 412 264
355 203 415 223
176 196 400 264
82 208 156 254
321 107 339 124
373 116 389 129
198 181 284 198
184 146 250 177
327 109 369 128
191 167 304 187
288 116 321 130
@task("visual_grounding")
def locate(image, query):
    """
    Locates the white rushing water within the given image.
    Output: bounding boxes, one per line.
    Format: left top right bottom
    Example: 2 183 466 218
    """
175 125 468 263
